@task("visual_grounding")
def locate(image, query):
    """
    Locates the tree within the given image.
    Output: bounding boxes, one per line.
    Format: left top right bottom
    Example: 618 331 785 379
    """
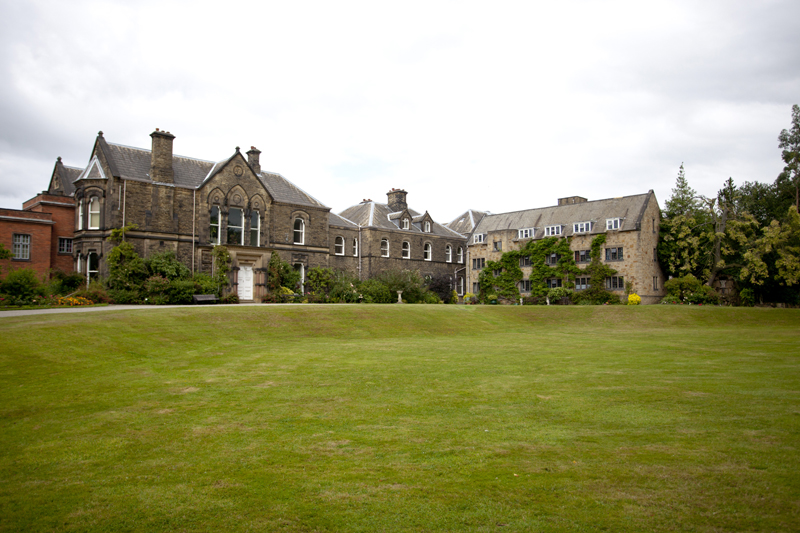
778 104 800 208
742 205 800 287
658 164 710 279
0 243 10 260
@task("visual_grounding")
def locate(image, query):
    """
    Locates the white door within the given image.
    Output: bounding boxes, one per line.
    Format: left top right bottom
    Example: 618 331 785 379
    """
238 265 253 301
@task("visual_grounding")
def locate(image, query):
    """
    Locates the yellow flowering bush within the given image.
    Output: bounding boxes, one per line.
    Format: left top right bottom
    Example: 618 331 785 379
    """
57 296 93 307
627 293 642 305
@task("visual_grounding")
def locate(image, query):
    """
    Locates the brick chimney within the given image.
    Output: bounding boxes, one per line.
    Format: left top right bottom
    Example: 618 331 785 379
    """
558 195 588 206
150 128 175 183
247 146 261 174
387 188 408 212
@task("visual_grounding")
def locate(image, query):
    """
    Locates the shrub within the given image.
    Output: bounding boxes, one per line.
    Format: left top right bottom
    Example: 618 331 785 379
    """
0 268 43 300
49 270 84 295
523 295 548 305
108 289 142 304
663 274 719 305
450 290 458 304
739 287 755 307
192 273 219 296
359 278 394 303
422 291 442 304
426 274 454 303
74 283 113 304
106 242 149 291
167 280 198 304
220 293 239 304
547 287 573 304
146 250 191 280
628 293 642 305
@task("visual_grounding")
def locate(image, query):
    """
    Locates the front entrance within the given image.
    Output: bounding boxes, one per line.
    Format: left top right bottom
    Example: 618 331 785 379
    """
238 265 253 301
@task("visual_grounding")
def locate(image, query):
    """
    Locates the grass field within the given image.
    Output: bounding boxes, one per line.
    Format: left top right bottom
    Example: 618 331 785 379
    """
1 305 799 532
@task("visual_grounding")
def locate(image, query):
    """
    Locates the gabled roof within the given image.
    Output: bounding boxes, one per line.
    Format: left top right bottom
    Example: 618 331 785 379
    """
72 132 328 209
338 200 464 238
49 157 81 196
446 209 487 236
471 192 655 238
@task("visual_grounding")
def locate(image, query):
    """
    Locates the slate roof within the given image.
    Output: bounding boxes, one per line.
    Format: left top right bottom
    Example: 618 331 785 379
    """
51 158 81 196
339 201 464 238
445 209 486 236
471 192 655 239
72 133 327 209
329 212 358 227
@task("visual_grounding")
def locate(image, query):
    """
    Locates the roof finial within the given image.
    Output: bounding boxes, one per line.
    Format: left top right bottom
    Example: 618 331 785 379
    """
98 131 104 137
236 146 240 153
57 156 62 162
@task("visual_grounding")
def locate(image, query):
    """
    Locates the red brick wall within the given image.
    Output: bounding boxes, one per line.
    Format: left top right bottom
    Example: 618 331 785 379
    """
0 208 54 279
23 194 76 274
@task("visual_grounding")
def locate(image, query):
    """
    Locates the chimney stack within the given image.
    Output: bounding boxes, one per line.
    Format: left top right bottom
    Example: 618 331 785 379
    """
387 188 408 212
247 146 261 175
150 129 175 183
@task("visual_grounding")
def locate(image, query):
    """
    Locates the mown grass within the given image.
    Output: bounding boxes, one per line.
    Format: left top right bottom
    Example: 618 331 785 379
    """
0 305 798 532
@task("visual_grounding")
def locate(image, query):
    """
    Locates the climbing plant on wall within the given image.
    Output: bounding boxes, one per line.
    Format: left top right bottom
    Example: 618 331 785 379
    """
572 234 621 304
478 237 581 302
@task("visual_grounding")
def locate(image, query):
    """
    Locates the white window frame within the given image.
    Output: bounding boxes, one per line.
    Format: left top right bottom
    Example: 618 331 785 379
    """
445 245 452 263
423 243 432 261
573 221 592 234
352 238 358 257
210 206 220 245
88 197 100 229
250 210 260 247
402 241 410 259
228 207 244 245
544 225 561 237
518 228 534 239
78 199 84 230
473 234 484 244
424 221 431 232
87 252 99 282
12 234 30 260
402 218 409 230
334 236 345 255
381 238 389 257
293 218 305 245
606 218 621 230
77 254 82 275
457 247 463 264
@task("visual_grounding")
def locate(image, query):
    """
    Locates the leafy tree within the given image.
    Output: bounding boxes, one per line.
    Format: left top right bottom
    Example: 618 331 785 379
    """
0 243 10 261
426 274 453 303
778 104 800 208
267 252 300 293
741 205 800 287
145 250 191 280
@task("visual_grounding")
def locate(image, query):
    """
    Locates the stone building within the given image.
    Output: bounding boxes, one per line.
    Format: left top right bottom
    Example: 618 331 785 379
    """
466 192 666 304
64 130 332 301
336 189 468 290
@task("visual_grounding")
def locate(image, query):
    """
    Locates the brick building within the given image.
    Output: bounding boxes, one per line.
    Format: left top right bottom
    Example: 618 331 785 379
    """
466 193 666 304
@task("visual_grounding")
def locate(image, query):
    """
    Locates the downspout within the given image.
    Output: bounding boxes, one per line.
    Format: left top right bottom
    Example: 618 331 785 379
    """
358 225 362 281
192 189 196 275
122 180 127 241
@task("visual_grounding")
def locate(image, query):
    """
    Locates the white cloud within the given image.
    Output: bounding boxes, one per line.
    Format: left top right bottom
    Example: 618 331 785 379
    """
0 0 798 222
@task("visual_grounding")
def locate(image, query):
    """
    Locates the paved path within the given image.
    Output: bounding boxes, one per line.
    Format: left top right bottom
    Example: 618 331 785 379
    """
0 303 270 318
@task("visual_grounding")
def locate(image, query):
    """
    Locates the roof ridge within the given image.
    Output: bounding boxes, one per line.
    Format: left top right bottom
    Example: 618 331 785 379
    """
107 141 216 164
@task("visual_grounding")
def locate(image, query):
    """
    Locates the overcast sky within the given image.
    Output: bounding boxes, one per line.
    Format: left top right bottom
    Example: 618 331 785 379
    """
1 0 798 223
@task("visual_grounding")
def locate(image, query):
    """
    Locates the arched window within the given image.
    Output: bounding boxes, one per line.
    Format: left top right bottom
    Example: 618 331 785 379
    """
76 254 82 276
457 246 464 264
88 197 100 229
402 241 410 259
210 206 220 244
293 218 305 245
250 211 260 247
87 252 99 281
402 218 409 230
445 245 452 263
381 238 389 257
78 199 84 230
424 221 431 233
334 236 344 255
352 238 358 256
228 208 243 245
424 243 432 261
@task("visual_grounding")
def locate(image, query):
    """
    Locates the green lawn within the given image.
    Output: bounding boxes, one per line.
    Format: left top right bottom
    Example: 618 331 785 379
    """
1 305 798 532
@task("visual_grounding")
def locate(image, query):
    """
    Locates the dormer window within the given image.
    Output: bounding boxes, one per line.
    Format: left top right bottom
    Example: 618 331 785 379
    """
606 218 621 230
573 221 592 234
424 221 431 232
518 228 534 239
544 225 561 237
473 234 484 244
402 218 409 230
